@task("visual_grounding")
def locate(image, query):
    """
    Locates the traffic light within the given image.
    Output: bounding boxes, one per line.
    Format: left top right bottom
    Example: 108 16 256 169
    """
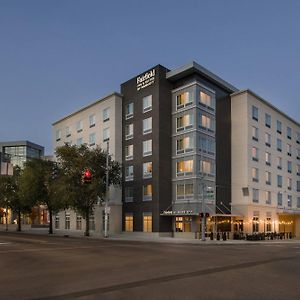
200 212 210 218
82 169 92 184
205 212 210 218
200 213 204 218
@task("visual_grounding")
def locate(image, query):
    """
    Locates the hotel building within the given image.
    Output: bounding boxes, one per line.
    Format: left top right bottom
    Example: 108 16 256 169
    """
52 93 123 235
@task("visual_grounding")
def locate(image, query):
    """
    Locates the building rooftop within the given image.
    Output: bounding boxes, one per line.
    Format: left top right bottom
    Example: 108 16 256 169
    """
0 140 44 151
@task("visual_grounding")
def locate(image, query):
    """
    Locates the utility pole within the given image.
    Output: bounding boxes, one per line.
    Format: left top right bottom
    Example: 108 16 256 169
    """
104 141 109 238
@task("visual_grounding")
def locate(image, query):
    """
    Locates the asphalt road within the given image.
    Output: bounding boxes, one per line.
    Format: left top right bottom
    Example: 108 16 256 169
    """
0 232 299 300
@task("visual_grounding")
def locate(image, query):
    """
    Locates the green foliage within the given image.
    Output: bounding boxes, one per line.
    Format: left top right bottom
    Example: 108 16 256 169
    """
55 144 121 236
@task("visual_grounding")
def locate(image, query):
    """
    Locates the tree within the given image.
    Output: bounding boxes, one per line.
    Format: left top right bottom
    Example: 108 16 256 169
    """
56 144 121 236
20 159 66 234
0 166 31 231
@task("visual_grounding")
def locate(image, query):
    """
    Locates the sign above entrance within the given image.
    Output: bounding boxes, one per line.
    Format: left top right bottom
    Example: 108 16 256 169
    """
161 210 194 216
137 69 155 91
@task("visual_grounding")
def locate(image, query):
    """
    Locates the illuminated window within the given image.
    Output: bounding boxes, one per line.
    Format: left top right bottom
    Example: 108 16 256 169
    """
175 217 192 232
252 168 259 182
265 152 271 165
177 91 193 109
266 217 272 232
199 114 215 132
177 136 194 154
252 216 259 233
125 213 133 232
143 184 152 201
199 91 214 109
176 160 193 175
143 95 152 112
200 159 215 175
143 162 152 178
143 213 152 232
176 113 193 131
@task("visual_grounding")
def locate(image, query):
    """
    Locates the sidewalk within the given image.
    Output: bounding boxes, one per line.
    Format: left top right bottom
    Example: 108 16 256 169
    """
1 224 300 245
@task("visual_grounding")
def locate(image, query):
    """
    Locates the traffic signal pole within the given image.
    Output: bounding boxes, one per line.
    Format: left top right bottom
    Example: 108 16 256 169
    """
104 141 109 238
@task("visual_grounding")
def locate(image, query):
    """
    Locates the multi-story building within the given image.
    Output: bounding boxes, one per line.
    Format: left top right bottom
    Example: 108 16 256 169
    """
52 92 123 235
121 62 237 237
231 89 300 236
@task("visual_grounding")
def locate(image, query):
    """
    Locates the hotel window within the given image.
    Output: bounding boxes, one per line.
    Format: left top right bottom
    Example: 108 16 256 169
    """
287 178 292 190
55 215 60 229
125 165 133 181
76 215 82 230
103 107 110 122
252 126 259 141
277 138 282 152
76 120 83 133
252 216 259 233
297 165 300 176
277 192 283 206
297 197 300 208
287 161 292 173
287 195 292 207
252 106 258 121
287 127 292 139
265 152 271 166
297 132 300 144
200 159 215 176
143 184 152 201
297 181 300 192
176 113 193 132
265 191 271 204
265 113 271 128
125 213 133 232
265 171 271 185
76 138 83 146
125 124 133 140
199 136 215 155
89 133 96 146
287 144 292 156
56 129 61 142
143 212 152 232
177 160 193 176
252 147 259 162
252 168 259 182
277 175 283 187
125 145 133 161
103 128 110 142
199 113 215 132
176 183 193 200
199 90 214 110
125 103 134 119
65 212 70 230
297 149 300 159
89 114 96 128
177 136 194 154
277 157 282 170
265 132 271 147
65 126 71 138
143 95 152 113
177 91 193 109
277 120 282 134
143 162 152 178
143 117 152 134
175 216 192 232
143 139 152 156
125 187 133 202
253 189 259 203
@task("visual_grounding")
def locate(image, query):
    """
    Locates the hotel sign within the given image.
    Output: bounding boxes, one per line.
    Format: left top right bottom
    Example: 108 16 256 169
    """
162 210 194 216
137 69 155 91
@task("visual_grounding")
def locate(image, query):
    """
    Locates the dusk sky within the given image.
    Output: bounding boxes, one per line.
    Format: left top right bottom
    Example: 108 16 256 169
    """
0 0 299 155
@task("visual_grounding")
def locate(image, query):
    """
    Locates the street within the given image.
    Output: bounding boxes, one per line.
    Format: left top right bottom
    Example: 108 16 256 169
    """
0 232 299 300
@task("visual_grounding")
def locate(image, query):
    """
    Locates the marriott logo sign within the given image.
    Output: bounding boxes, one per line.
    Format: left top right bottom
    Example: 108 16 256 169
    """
136 69 155 91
